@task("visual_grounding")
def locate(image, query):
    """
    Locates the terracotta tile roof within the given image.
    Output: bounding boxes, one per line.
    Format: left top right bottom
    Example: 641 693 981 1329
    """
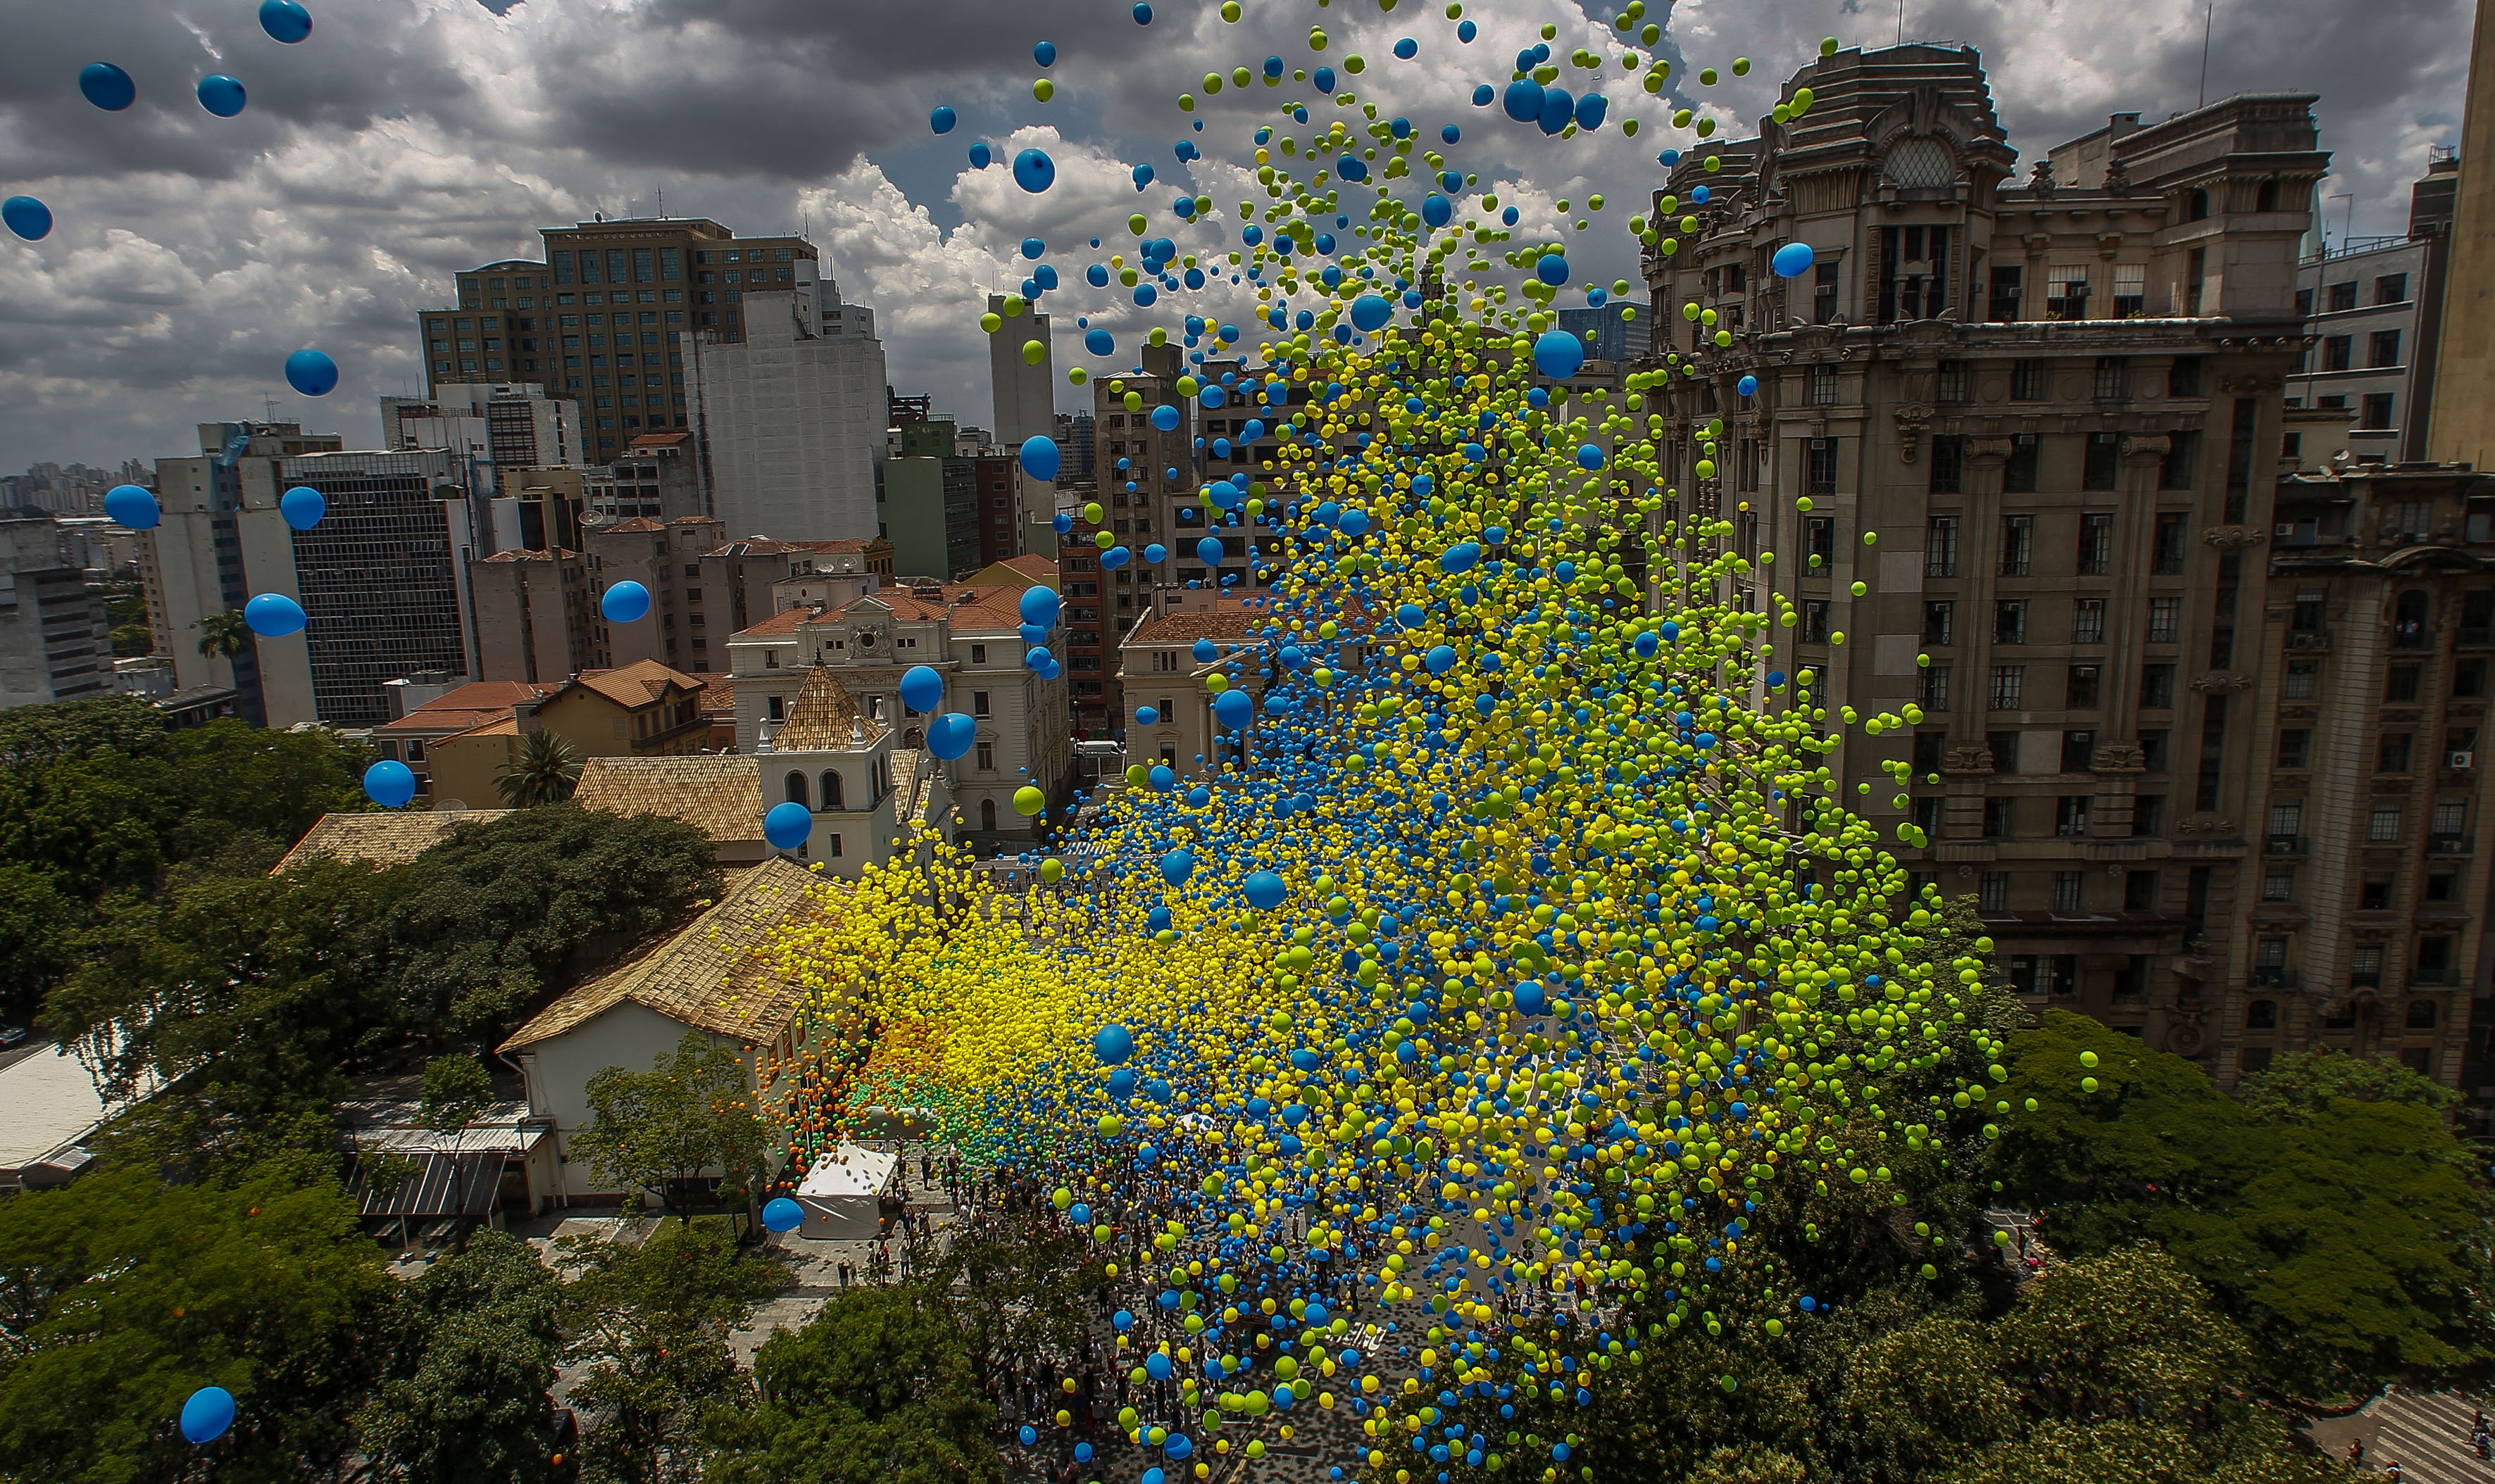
412 681 553 713
1124 610 1277 646
271 809 512 876
693 675 735 714
477 548 577 563
803 538 878 553
968 554 1060 584
627 432 692 449
374 707 513 736
573 658 706 708
731 608 811 638
497 857 832 1052
601 517 667 533
708 536 804 557
440 715 521 739
773 664 884 750
573 754 765 843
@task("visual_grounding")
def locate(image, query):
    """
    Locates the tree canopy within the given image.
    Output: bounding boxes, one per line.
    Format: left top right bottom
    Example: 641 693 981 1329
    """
568 1033 777 1222
356 1231 563 1484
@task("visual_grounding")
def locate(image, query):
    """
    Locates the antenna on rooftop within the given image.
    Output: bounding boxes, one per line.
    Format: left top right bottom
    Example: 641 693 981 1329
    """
2198 3 2213 109
655 187 663 219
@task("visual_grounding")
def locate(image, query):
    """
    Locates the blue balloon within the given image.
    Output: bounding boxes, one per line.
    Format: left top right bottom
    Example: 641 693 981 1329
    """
1575 93 1609 131
1213 690 1252 731
4 196 52 241
1513 981 1550 1016
1133 1 1151 20
1150 403 1180 432
763 801 813 850
1020 1424 1039 1446
1472 84 1494 106
1738 375 1759 398
1020 434 1061 482
930 106 957 134
1422 194 1453 229
927 712 976 761
1095 1024 1135 1065
1196 536 1225 566
80 63 135 112
104 484 158 529
1532 330 1586 379
1143 543 1168 563
1425 644 1457 674
279 485 325 530
968 142 992 168
243 593 304 637
180 1386 235 1445
284 348 338 396
1012 148 1056 193
1163 1433 1194 1460
1349 294 1392 332
1192 639 1217 662
258 0 313 42
1135 706 1159 725
1085 327 1114 356
1034 39 1056 66
601 580 651 623
1535 253 1570 287
1313 65 1335 93
1458 18 1477 41
1019 585 1061 627
1772 241 1818 279
363 760 415 808
1502 80 1545 122
1244 870 1287 910
1161 849 1195 885
1077 1441 1096 1462
196 75 248 118
1394 37 1418 59
1577 444 1606 470
899 664 943 713
763 1196 803 1233
1146 1352 1174 1381
1538 87 1575 135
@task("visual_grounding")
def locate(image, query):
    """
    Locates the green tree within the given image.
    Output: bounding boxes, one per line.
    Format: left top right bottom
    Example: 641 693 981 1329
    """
496 727 584 807
421 1054 496 1133
0 1156 389 1483
1990 1009 2495 1399
0 860 81 1029
0 694 166 765
558 1221 780 1484
104 584 152 658
357 1232 563 1484
381 804 720 1037
923 1212 1111 1395
706 1283 998 1484
192 609 255 663
568 1032 775 1223
2234 1047 2461 1124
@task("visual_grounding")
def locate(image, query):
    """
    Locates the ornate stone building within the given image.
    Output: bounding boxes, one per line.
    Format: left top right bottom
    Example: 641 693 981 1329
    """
1637 43 2384 1083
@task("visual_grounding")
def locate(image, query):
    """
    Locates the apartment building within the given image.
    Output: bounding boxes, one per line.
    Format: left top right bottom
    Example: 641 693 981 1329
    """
2286 154 2457 464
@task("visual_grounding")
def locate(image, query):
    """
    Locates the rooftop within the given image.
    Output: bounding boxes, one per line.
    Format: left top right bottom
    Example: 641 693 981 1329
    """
499 857 833 1052
571 658 707 709
773 664 885 750
573 754 765 843
272 809 512 875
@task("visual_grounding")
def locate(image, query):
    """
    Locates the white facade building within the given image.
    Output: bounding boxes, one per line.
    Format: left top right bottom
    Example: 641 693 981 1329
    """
987 294 1057 449
688 284 887 543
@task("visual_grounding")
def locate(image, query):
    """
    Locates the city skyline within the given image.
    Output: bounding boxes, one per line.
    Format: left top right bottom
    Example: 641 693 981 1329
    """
0 0 2472 472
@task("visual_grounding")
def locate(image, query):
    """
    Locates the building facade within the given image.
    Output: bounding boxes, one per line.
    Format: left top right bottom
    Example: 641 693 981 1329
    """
2431 0 2495 470
2287 156 2456 465
415 259 555 403
687 287 888 543
988 294 1057 448
882 419 980 581
1642 44 2337 1081
0 512 110 712
382 382 582 472
468 548 594 684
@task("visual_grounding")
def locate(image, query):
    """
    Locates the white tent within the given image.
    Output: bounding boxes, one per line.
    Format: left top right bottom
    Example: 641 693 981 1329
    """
793 1144 898 1240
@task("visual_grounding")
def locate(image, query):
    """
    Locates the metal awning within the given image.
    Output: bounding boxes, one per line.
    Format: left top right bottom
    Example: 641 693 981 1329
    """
351 1151 504 1220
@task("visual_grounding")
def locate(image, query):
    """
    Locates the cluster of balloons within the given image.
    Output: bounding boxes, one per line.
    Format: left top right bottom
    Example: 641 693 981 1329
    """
732 11 2015 1484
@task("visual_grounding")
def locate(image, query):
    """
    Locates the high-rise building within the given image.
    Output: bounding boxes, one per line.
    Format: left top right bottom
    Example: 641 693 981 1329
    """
0 511 110 712
582 515 726 672
587 431 708 525
382 382 583 471
989 294 1057 448
971 451 1025 570
687 287 887 543
2286 154 2459 464
467 548 594 685
146 429 481 727
1057 411 1098 479
2432 0 2495 469
413 258 555 403
882 420 980 581
1644 45 2334 1079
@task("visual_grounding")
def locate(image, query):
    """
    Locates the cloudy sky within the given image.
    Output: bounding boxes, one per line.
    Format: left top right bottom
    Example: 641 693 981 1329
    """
0 0 2470 475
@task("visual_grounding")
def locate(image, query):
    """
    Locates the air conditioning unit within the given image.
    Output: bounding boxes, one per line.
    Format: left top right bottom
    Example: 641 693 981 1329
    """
2275 523 2296 536
2451 751 2475 770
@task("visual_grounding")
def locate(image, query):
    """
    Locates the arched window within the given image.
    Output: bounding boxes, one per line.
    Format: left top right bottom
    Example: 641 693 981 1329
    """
2188 189 2211 221
821 770 844 810
2407 998 2439 1029
980 798 998 831
784 771 809 809
2394 589 2430 648
2256 178 2280 213
1882 136 1956 189
2246 999 2278 1029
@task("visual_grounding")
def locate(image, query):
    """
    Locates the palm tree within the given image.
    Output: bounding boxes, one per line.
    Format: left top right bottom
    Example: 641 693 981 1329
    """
192 610 254 663
495 727 584 807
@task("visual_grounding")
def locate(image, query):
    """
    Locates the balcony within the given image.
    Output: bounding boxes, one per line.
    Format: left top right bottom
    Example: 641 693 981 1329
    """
2410 965 2461 986
2249 967 2299 989
2265 834 2308 856
2350 969 2384 988
2285 630 2332 653
2430 834 2475 855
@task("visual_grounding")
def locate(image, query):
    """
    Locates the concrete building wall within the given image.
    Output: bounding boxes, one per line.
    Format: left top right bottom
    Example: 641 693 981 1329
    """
689 291 886 543
469 552 594 684
0 516 110 712
988 294 1056 448
2432 0 2495 469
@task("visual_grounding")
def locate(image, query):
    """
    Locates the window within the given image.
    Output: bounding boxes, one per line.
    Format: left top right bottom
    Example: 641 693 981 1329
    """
1925 515 1959 577
2141 729 2170 772
2323 334 2353 371
1814 260 1841 323
2161 430 2199 489
2268 800 2305 839
973 690 992 717
2168 356 2204 398
1984 798 2017 839
2056 796 2091 836
783 772 809 809
2141 663 2176 710
2427 871 2460 902
1911 601 1953 648
1917 664 1951 708
2379 733 2414 774
1999 515 2032 576
1989 665 2025 710
2327 279 2359 313
2052 871 2086 911
2362 392 2395 431
2062 729 2096 772
1930 435 1966 493
1914 730 1947 775
2277 728 2310 767
2066 665 2101 709
2186 246 2207 315
2127 869 2161 910
2071 598 2106 645
1989 731 2021 774
1800 600 1830 643
2434 799 2468 836
2361 872 2394 911
2285 660 2320 699
1912 796 1945 834
1994 598 2027 643
2458 658 2489 698
2068 513 2113 575
2010 358 2046 401
2263 867 2296 902
2367 328 2403 369
1979 871 2011 910
2092 356 2132 400
2045 263 2090 320
1806 364 1839 405
2387 665 2422 703
820 770 845 809
2296 287 2315 318
1804 516 1835 566
1807 439 1838 493
2084 433 2121 491
970 643 987 663
2113 263 2146 317
2153 514 2188 574
1988 265 2022 322
2370 806 2403 842
1937 360 1972 403
2370 272 2408 306
975 741 995 772
2005 434 2040 493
